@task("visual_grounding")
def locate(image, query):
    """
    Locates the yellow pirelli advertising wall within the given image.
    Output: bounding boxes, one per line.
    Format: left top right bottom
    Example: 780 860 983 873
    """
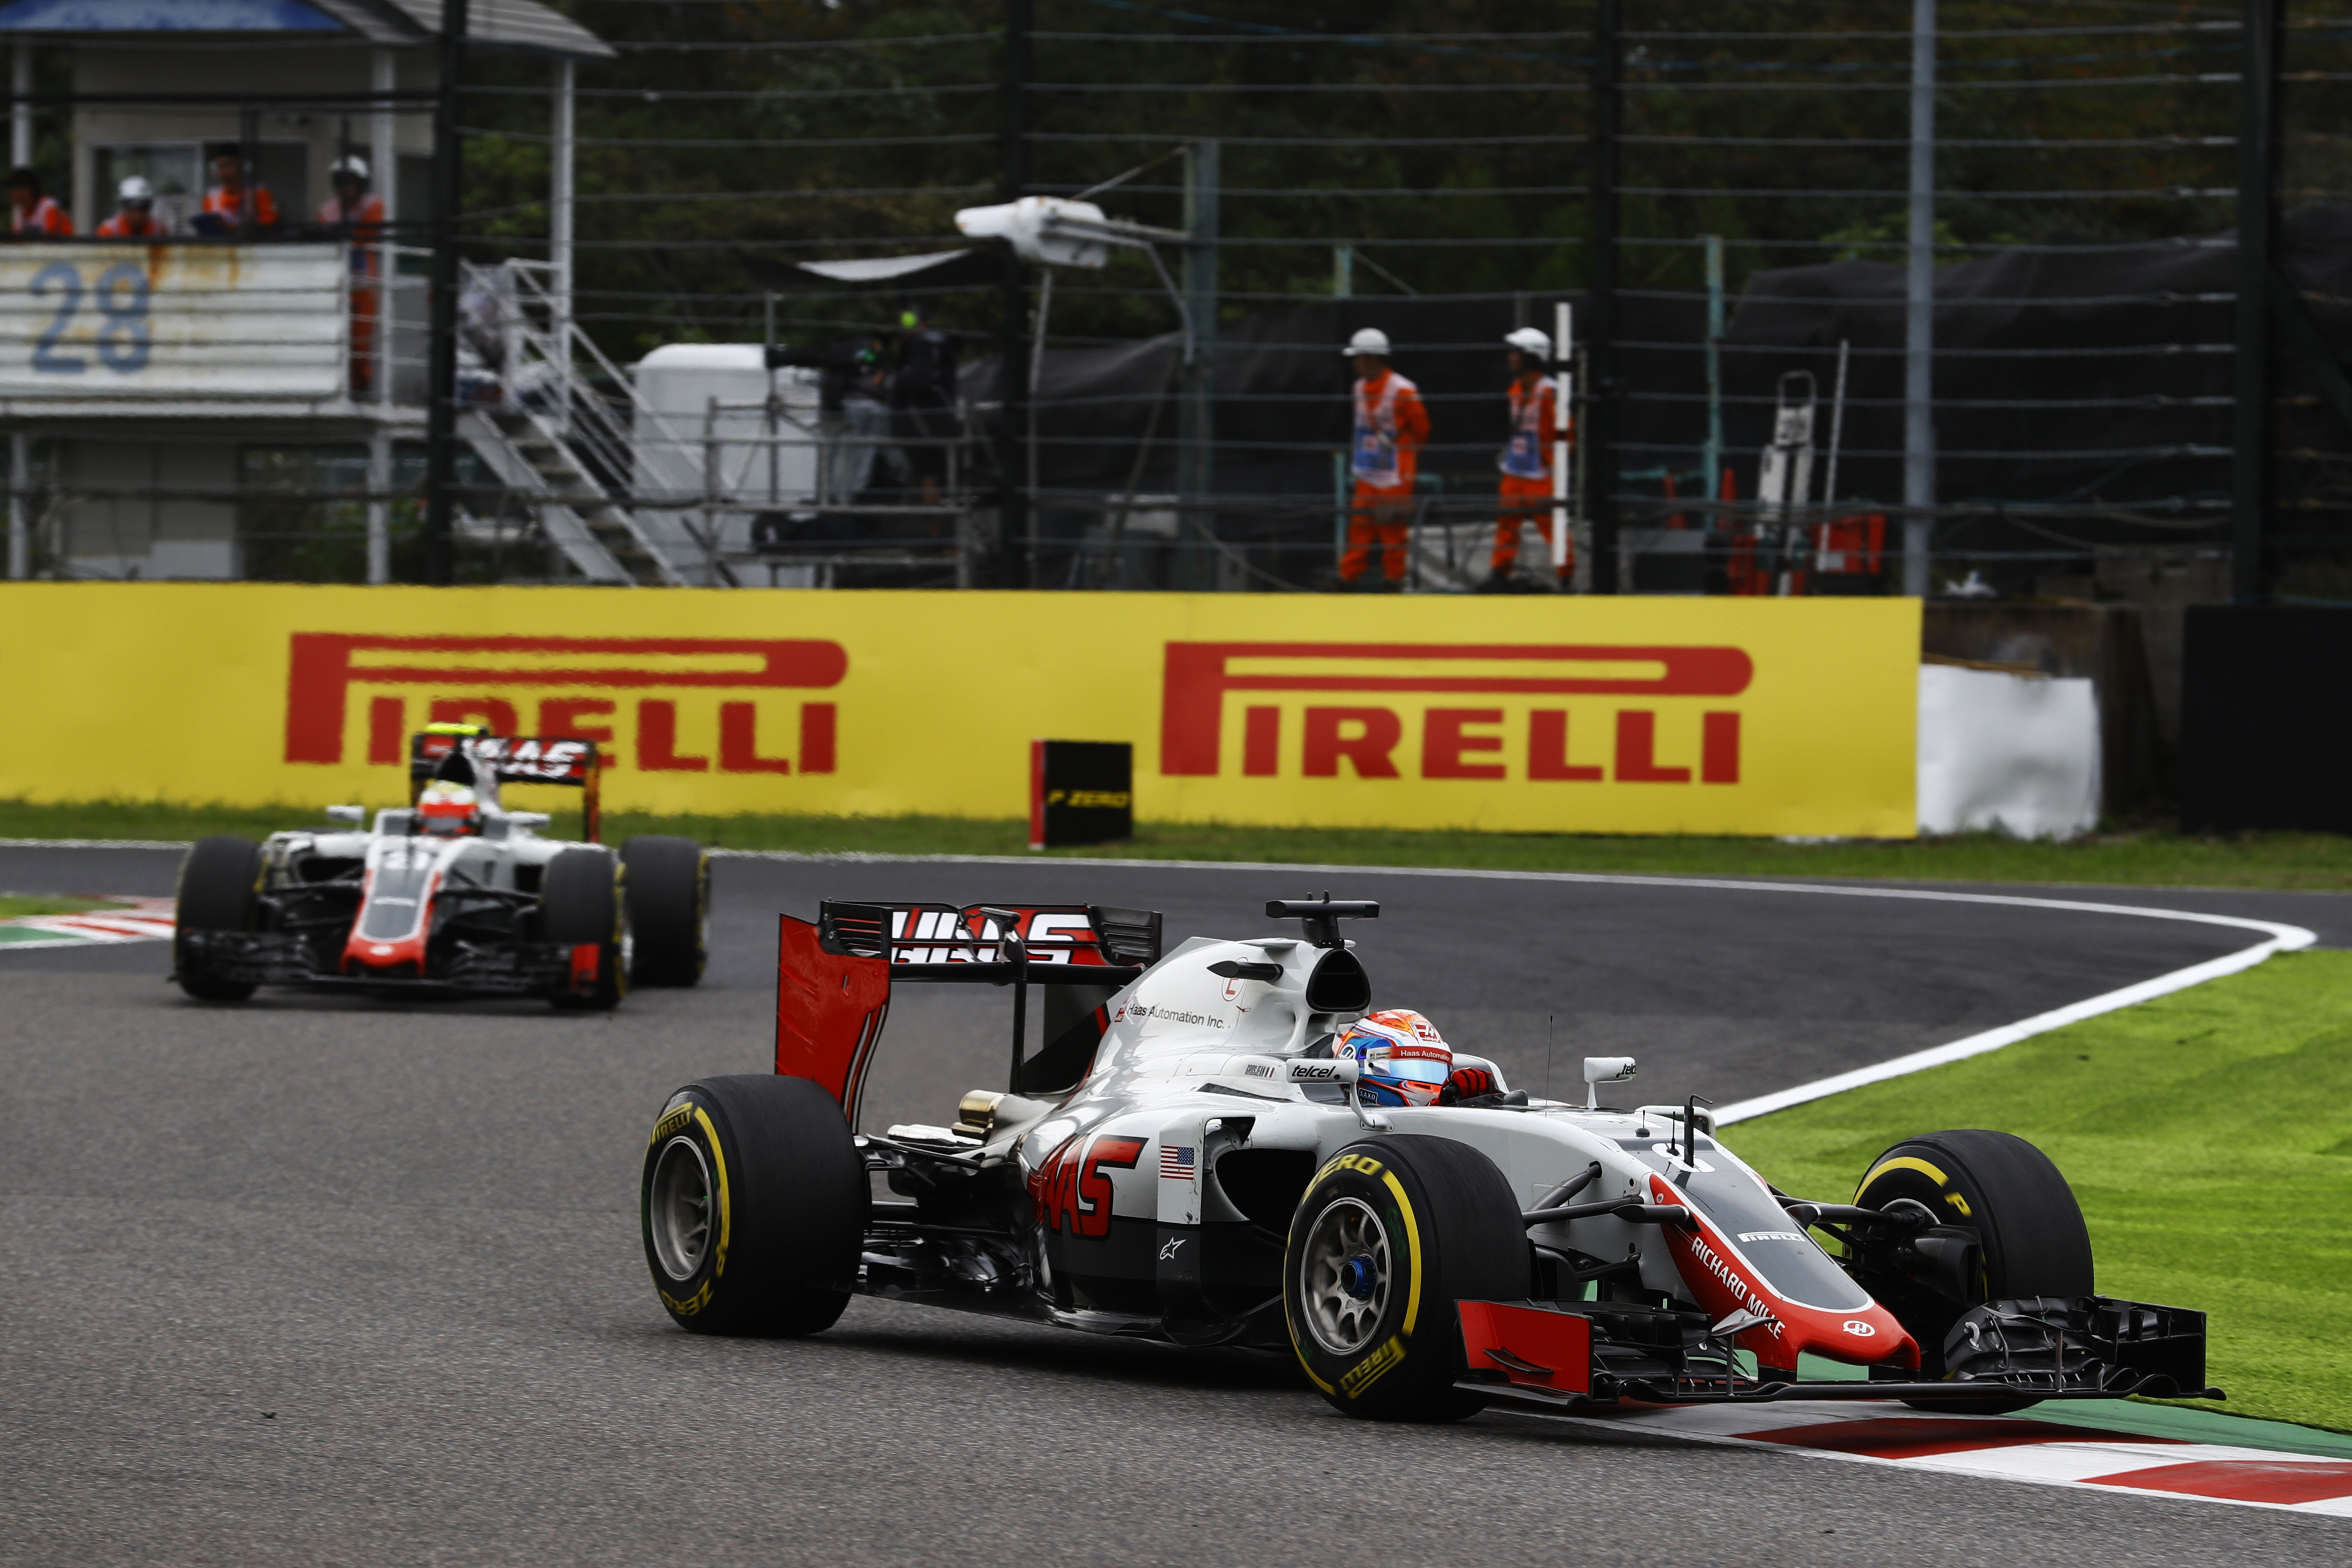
0 584 1920 837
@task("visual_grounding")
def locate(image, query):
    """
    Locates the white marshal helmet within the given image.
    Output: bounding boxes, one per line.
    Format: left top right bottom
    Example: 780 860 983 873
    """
1343 327 1391 358
331 154 370 182
116 175 154 204
1504 327 1551 359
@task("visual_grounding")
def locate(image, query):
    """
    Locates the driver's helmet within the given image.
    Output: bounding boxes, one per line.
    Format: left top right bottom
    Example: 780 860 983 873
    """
416 779 479 837
1335 1009 1453 1107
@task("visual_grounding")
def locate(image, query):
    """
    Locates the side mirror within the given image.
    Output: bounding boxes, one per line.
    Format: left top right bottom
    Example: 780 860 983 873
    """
507 811 551 828
324 804 365 825
1582 1055 1637 1110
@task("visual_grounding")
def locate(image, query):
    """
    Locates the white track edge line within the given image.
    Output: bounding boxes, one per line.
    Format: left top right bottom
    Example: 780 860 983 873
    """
695 848 2324 1125
3 843 2321 1113
1712 926 2312 1124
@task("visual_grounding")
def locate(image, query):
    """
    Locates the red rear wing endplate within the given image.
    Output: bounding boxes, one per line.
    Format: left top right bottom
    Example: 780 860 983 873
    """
776 914 893 1122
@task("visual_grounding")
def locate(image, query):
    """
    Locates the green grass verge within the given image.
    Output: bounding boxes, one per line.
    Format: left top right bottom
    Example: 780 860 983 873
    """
8 797 2352 890
1723 948 2352 1434
0 893 116 918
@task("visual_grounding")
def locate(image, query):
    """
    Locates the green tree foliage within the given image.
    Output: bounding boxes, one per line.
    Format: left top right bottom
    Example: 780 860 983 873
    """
454 3 2339 362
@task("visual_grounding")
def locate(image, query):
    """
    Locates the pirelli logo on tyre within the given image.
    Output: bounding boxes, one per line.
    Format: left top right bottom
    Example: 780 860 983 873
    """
1340 1334 1407 1398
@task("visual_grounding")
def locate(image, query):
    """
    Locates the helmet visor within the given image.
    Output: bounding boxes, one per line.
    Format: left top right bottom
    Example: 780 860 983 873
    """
1369 1045 1451 1085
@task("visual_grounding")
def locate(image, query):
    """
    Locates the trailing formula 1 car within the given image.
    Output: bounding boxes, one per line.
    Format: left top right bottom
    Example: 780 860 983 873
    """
640 894 2218 1420
173 726 707 1009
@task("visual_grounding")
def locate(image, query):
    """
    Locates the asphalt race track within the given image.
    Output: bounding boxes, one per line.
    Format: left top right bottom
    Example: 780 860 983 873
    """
5 841 2350 1565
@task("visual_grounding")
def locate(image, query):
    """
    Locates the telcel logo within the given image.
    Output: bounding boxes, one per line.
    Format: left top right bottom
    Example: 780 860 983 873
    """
1842 1320 1878 1338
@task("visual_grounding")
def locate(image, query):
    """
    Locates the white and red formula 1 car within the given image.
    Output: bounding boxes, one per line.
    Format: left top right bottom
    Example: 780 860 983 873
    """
172 726 705 1009
640 894 2216 1420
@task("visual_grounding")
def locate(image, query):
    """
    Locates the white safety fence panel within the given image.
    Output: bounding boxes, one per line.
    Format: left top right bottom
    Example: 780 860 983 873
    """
0 243 345 400
1917 662 2102 840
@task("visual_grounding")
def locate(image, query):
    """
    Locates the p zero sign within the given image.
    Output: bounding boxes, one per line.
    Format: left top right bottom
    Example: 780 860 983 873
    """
0 584 1919 836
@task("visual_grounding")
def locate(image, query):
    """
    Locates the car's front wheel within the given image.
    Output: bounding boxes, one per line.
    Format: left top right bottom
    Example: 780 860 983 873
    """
1851 1128 2094 1412
172 836 262 1001
641 1074 868 1337
538 846 626 1010
621 835 707 987
1282 1134 1528 1422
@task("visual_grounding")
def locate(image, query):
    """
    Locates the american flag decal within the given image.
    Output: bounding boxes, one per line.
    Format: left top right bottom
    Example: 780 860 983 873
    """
1159 1143 1197 1179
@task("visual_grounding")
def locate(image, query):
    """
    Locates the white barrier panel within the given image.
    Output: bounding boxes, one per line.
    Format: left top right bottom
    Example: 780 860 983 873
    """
0 243 345 400
1917 663 2101 840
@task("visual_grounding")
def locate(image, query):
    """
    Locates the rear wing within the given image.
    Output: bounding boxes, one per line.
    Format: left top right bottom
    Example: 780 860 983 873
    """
817 900 1161 981
409 731 604 841
777 901 1163 1124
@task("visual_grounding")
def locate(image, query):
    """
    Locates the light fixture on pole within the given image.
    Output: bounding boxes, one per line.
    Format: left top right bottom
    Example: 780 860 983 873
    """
954 195 1195 556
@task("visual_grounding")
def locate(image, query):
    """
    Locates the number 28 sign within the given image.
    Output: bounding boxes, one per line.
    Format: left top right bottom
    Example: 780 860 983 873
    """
0 242 347 401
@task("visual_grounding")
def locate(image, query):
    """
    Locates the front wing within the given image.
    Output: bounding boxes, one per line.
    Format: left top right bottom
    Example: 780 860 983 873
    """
176 928 603 999
1456 1294 2221 1410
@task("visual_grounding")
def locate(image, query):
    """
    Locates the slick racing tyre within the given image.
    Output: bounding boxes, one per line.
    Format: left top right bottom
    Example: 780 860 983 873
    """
173 836 262 1001
1283 1135 1527 1422
539 846 627 1011
641 1074 868 1337
621 835 708 988
1853 1129 2094 1412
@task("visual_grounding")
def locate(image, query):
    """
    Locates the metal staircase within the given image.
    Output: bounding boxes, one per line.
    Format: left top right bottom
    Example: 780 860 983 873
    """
459 406 679 585
455 260 722 587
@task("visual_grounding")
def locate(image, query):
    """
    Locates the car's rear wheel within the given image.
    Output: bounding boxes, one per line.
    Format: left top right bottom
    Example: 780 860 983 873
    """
1283 1135 1528 1422
173 836 262 1001
621 835 707 988
641 1074 867 1337
1851 1129 2094 1412
539 846 626 1011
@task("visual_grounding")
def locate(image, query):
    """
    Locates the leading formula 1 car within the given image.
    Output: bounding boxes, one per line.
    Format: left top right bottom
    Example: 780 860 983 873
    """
638 894 2217 1420
173 726 707 1009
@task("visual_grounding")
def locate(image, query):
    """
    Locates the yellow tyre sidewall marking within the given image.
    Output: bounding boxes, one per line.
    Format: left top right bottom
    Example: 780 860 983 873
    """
1289 1159 1421 1399
650 1100 733 1317
1379 1170 1424 1339
693 1105 731 1281
1855 1153 1947 1201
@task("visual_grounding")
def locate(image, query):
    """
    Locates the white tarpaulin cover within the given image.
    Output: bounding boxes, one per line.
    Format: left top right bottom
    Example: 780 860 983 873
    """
1917 662 2102 840
0 243 344 400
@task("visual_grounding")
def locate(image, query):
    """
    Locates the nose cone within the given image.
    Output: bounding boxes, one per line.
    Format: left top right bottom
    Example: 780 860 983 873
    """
1649 1172 1922 1371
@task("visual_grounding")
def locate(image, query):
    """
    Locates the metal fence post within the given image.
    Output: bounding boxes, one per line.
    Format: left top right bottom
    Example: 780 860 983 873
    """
1902 0 1938 597
1586 0 1621 592
421 0 470 586
996 0 1031 588
2232 0 2284 602
1179 139 1219 591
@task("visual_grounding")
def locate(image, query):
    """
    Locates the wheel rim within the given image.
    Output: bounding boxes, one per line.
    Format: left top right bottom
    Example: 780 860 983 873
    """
649 1135 714 1281
1300 1196 1392 1355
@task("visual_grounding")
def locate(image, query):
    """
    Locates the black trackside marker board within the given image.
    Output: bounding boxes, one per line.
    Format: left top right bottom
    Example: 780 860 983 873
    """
1029 740 1133 850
